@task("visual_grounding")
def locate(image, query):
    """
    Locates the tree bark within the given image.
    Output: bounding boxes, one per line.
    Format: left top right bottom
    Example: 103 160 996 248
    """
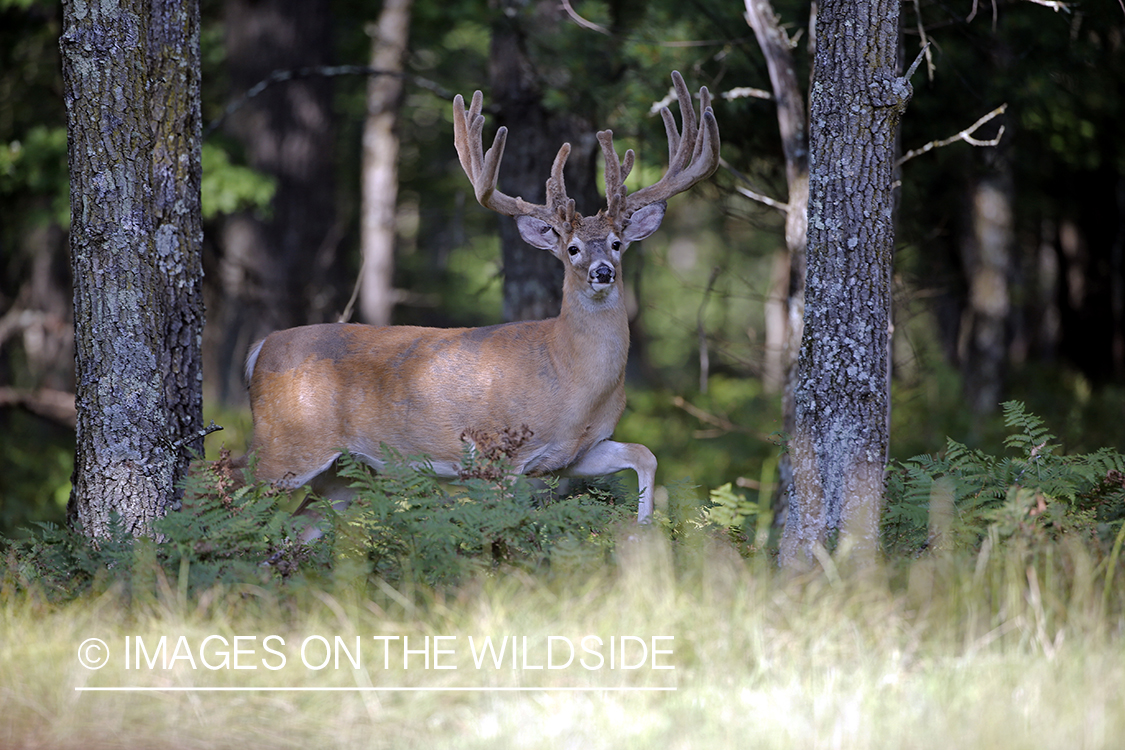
359 0 413 327
780 0 908 567
61 0 204 538
488 3 600 322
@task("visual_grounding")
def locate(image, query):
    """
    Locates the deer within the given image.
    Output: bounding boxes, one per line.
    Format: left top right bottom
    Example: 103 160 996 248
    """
234 71 720 536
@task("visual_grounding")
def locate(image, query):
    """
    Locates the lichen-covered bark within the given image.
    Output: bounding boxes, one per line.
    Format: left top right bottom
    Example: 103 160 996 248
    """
62 0 203 538
779 0 909 567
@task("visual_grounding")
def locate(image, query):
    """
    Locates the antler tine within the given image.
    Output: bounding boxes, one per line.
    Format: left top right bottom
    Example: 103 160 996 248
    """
452 89 571 224
626 71 721 214
546 142 574 223
670 71 697 168
598 130 636 220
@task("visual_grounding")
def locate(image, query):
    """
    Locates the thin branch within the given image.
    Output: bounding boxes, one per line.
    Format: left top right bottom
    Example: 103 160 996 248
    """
735 185 790 213
671 395 771 440
897 103 1008 167
204 66 455 139
722 86 774 102
903 41 931 84
722 158 790 213
1021 0 1073 11
649 85 769 117
166 420 225 451
560 0 611 35
339 250 365 323
0 386 76 428
909 1 936 81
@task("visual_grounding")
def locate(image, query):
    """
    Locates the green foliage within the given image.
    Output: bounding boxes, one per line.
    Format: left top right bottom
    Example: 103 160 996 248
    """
0 125 68 226
0 413 72 538
884 401 1125 555
200 143 276 219
330 443 631 588
695 481 773 555
616 375 781 504
4 458 313 602
2 442 634 602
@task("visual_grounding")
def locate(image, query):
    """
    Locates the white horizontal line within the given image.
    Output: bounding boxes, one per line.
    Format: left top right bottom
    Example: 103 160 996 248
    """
75 686 676 693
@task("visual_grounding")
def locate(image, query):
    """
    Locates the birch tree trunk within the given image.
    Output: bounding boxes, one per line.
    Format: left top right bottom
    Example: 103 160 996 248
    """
744 0 809 529
780 0 909 567
959 168 1015 422
61 0 204 538
359 0 413 327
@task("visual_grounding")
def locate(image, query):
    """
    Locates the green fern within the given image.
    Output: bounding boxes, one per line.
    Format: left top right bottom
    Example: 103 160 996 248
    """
884 401 1125 554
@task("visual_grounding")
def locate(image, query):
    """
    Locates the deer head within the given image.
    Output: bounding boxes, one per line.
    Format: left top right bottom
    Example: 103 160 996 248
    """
452 71 721 303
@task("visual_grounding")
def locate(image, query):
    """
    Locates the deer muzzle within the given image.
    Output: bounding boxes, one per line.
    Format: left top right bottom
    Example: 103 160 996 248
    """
589 262 615 287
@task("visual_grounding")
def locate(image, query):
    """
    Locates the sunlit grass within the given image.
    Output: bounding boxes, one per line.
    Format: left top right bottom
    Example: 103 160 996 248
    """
3 531 1124 749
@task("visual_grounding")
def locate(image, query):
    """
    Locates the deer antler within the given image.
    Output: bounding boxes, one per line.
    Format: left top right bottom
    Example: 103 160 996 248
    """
600 71 721 222
452 90 576 228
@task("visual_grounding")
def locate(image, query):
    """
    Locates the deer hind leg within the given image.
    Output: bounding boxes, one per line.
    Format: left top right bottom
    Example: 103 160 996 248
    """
285 457 357 543
564 440 657 522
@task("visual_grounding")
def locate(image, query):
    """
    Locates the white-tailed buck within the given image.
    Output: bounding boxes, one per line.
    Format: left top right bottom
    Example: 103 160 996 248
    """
237 71 719 528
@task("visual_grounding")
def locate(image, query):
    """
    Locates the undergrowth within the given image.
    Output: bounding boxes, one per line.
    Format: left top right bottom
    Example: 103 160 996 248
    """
2 437 633 603
693 401 1125 565
7 401 1125 608
883 400 1125 554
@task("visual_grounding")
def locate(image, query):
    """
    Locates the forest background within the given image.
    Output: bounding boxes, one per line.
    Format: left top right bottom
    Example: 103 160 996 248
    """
1 0 1123 536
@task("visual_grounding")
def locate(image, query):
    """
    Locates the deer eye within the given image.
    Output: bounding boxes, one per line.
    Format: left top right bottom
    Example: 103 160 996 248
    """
568 245 580 256
611 240 622 251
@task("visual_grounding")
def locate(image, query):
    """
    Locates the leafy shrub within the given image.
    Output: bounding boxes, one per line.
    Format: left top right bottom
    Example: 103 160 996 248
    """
695 481 773 556
3 450 316 602
2 440 634 602
884 401 1125 555
329 434 631 587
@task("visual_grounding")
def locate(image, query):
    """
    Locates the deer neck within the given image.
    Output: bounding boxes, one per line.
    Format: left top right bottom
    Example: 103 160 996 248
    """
551 275 630 389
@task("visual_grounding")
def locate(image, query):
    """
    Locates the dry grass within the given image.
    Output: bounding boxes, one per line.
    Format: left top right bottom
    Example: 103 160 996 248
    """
3 531 1124 749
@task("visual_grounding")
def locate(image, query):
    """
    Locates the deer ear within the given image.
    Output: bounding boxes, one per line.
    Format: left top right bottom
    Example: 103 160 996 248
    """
623 202 666 243
516 216 559 250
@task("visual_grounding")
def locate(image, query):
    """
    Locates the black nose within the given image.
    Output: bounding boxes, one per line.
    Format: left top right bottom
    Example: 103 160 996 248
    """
591 264 615 285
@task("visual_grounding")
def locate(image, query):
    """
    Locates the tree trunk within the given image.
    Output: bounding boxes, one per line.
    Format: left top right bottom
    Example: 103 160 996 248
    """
359 0 413 327
780 0 908 567
213 0 336 402
744 0 810 530
958 168 1014 423
61 0 204 538
488 5 600 322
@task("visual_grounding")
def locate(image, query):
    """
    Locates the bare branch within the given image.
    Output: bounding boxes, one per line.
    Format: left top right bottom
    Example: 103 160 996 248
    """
721 86 774 102
1021 0 1073 12
735 184 790 213
671 395 771 440
897 103 1008 167
560 0 612 35
0 387 76 428
724 158 789 213
651 86 771 117
166 420 224 451
204 66 455 139
907 7 934 82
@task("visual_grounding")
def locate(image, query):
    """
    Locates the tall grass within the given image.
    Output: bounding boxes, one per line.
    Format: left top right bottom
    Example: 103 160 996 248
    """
3 529 1123 749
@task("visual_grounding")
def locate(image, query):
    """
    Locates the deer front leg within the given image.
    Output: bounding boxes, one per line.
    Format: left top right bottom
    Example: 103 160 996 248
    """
565 440 657 522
